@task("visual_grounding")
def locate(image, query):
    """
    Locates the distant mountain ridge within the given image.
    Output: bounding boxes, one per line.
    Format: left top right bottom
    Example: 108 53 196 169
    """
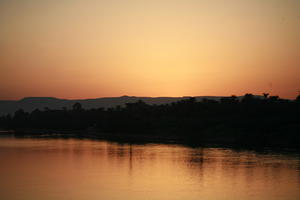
0 95 256 116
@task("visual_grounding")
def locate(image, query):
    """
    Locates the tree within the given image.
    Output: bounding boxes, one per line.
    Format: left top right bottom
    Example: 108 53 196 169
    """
73 102 83 111
269 96 279 102
13 109 28 128
220 95 238 104
242 93 255 103
263 93 269 99
296 95 300 102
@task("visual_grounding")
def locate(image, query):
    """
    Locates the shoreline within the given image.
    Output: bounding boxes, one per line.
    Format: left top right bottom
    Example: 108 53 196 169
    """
1 129 300 152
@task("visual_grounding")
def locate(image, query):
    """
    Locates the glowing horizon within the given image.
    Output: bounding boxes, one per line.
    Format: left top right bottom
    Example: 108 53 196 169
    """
1 0 300 100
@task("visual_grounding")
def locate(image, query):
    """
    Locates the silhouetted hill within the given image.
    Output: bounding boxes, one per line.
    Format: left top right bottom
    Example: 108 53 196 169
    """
0 96 253 116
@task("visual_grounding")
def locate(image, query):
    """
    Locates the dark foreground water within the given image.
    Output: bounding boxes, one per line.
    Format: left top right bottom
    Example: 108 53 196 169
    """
0 137 300 200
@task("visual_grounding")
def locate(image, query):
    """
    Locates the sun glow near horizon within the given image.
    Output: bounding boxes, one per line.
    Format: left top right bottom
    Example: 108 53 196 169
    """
1 0 300 100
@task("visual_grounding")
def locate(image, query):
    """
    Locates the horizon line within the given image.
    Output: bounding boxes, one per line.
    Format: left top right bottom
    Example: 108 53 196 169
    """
0 94 294 101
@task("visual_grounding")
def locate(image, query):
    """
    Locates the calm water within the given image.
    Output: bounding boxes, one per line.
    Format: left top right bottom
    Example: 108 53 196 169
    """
0 137 300 200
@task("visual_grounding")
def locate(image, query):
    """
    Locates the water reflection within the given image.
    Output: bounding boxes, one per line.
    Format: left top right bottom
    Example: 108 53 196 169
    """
0 137 299 200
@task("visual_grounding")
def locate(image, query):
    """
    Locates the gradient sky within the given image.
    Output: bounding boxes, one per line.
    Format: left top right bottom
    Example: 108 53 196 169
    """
0 0 300 100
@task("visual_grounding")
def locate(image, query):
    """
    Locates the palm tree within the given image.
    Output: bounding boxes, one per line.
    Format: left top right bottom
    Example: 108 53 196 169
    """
263 93 269 99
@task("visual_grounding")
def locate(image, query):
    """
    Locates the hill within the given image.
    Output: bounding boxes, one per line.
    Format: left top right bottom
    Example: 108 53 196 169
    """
0 96 232 116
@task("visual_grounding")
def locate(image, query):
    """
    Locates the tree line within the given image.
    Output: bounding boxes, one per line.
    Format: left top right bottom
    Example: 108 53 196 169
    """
0 94 299 147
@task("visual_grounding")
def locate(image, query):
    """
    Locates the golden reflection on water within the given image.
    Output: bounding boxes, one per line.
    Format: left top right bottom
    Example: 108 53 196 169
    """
0 137 299 200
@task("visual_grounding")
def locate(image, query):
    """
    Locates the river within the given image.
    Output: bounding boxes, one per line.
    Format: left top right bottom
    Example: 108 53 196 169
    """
0 137 299 200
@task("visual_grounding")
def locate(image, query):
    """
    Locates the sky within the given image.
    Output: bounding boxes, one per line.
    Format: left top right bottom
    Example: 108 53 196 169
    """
0 0 300 100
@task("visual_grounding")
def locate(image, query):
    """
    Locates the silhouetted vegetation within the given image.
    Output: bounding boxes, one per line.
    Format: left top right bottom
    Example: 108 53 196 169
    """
0 94 299 147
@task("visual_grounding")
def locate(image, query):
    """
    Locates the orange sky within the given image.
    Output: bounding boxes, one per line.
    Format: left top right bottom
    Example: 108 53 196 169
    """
0 0 300 100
